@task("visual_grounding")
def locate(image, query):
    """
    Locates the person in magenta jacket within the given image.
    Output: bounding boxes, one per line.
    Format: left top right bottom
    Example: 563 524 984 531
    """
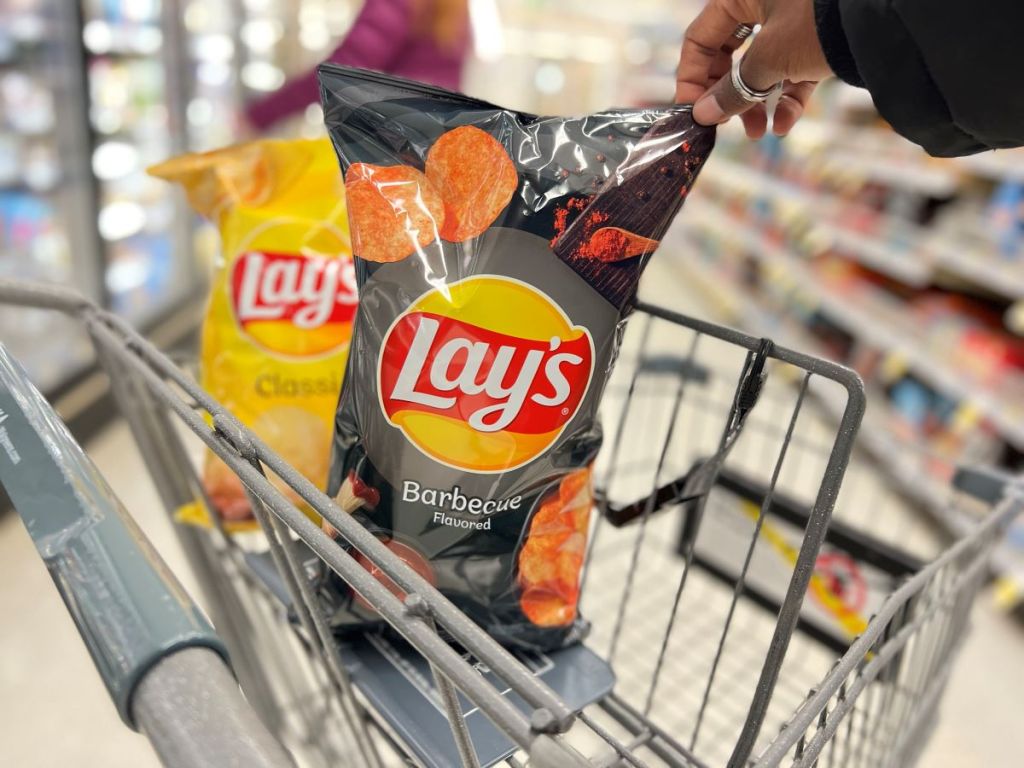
246 0 470 131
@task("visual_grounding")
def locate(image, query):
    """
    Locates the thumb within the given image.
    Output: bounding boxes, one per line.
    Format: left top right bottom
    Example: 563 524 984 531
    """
693 35 781 126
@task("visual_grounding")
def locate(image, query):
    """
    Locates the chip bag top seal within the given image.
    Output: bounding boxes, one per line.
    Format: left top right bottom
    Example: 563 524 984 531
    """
319 66 714 649
150 138 355 528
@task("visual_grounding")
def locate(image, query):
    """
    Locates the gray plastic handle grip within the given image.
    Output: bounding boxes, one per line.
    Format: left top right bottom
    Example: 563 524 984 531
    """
0 343 227 727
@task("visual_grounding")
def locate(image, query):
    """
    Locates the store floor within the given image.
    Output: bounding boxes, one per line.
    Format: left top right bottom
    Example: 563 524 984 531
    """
2 259 1023 766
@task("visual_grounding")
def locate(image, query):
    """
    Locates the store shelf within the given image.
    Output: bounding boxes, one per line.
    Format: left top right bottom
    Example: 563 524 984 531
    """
928 239 1024 300
706 157 1024 301
671 231 947 497
703 159 934 287
681 198 1024 450
821 149 960 197
0 181 60 195
802 119 1024 190
0 1 105 393
789 118 962 196
824 224 933 287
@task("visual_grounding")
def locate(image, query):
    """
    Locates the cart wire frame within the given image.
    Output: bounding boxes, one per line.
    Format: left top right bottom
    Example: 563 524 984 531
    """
1 278 1019 768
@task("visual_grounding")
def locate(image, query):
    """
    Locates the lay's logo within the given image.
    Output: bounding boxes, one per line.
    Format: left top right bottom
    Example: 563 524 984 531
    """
378 276 595 472
230 251 358 358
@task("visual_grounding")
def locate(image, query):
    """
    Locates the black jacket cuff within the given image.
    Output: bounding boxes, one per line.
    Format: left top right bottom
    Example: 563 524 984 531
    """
814 0 864 87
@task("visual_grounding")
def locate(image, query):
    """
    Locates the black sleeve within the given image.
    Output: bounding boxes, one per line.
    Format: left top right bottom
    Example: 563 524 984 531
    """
814 0 1024 157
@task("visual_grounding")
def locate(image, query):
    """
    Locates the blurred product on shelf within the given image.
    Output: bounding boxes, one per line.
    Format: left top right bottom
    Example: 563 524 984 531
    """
988 181 1024 257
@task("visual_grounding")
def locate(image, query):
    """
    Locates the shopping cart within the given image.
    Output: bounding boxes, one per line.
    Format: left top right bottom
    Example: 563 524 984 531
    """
1 277 1020 768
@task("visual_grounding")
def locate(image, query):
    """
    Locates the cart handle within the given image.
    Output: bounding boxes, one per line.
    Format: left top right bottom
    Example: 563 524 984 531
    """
132 647 295 768
0 344 293 767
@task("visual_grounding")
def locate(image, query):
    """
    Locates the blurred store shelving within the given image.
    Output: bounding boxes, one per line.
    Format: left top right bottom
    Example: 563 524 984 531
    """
678 90 1024 605
463 0 702 114
235 0 357 135
459 2 1024 606
83 0 190 323
0 1 100 392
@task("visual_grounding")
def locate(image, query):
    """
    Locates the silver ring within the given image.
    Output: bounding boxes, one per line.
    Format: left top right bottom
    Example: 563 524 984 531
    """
730 56 779 103
732 23 755 41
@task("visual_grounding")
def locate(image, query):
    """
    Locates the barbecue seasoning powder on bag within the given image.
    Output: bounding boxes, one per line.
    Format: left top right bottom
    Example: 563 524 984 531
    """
319 66 714 650
150 139 356 530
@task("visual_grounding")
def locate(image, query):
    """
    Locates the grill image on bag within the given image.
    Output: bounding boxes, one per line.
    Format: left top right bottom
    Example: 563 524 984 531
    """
0 277 1019 768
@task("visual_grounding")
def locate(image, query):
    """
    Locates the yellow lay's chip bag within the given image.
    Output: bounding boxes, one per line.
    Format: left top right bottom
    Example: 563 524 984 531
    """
150 138 355 530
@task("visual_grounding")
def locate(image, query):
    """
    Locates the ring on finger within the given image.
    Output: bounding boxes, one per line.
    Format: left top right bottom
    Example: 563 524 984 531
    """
732 23 755 40
730 57 780 103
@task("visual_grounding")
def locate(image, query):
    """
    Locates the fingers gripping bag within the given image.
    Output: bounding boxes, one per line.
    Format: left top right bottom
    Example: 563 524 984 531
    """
318 66 714 650
149 139 356 530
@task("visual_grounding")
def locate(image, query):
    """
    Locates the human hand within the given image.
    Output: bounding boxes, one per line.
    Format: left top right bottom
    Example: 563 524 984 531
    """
676 0 833 138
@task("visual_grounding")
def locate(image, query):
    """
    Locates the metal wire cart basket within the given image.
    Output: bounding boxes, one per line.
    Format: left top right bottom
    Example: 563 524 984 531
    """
1 278 1020 768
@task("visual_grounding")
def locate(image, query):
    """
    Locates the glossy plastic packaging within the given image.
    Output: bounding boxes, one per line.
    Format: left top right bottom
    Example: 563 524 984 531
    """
150 139 355 529
319 66 714 649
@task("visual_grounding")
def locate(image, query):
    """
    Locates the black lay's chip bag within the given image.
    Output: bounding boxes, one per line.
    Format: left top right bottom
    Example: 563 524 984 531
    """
318 66 714 650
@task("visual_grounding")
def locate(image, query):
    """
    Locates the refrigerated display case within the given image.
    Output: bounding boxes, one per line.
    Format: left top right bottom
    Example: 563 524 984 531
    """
0 1 259 395
181 0 244 152
0 0 101 392
81 0 197 324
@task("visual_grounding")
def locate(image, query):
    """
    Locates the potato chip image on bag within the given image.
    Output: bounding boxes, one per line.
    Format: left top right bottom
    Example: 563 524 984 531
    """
150 138 355 530
425 125 519 241
318 66 713 649
345 162 446 262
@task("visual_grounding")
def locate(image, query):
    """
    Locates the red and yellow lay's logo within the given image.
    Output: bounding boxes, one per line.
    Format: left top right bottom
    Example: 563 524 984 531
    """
230 251 358 358
378 276 595 472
